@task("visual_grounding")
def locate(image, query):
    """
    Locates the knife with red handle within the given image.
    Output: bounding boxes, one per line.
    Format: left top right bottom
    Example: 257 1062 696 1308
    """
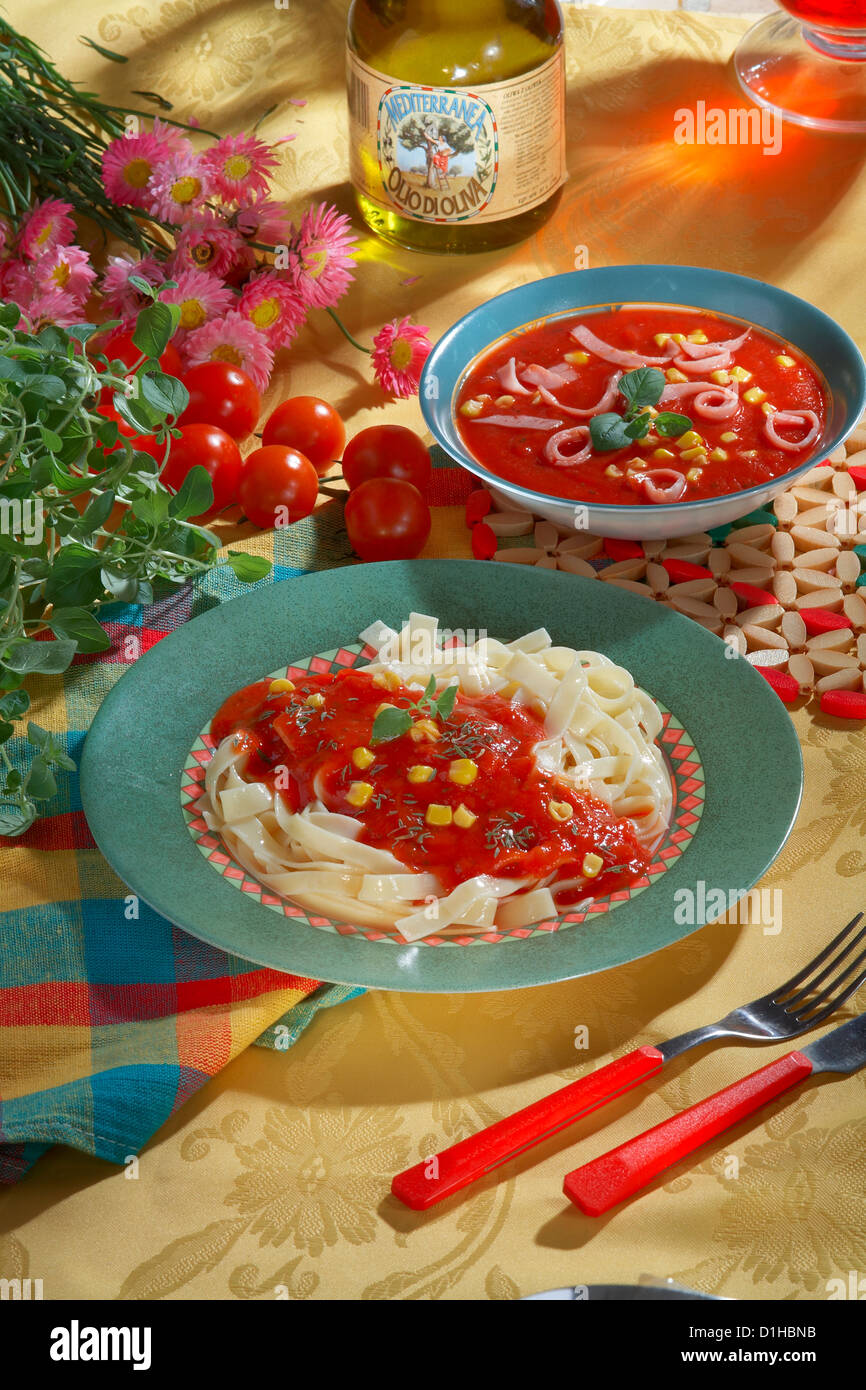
563 1012 866 1217
391 1045 665 1210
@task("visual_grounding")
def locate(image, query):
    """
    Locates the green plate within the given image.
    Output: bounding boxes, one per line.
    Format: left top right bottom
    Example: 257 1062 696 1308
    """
80 560 803 993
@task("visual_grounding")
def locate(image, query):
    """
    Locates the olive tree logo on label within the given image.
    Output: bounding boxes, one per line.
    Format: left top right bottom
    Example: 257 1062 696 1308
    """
377 85 498 223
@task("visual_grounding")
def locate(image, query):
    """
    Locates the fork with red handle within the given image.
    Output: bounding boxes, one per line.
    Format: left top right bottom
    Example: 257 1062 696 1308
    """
391 912 866 1211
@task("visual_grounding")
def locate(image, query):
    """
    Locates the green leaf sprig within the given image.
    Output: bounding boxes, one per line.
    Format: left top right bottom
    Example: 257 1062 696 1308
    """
589 368 692 453
370 676 459 746
0 287 271 835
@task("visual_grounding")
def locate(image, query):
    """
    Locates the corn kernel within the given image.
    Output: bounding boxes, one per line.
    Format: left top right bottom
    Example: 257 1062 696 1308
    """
776 355 796 367
742 450 758 459
407 764 435 784
676 430 704 449
709 448 728 462
681 446 707 461
743 386 766 404
665 367 688 384
685 467 704 483
687 330 709 344
548 799 574 822
425 803 453 827
670 332 686 344
709 369 730 386
372 670 401 690
347 781 373 809
460 398 485 418
653 447 675 461
761 401 776 415
454 803 477 829
409 718 441 743
305 693 325 708
375 702 397 718
268 678 295 695
352 746 375 770
565 350 589 365
730 365 752 383
448 758 478 786
582 852 604 878
495 394 515 407
637 435 658 450
653 333 670 347
604 464 622 478
720 431 738 443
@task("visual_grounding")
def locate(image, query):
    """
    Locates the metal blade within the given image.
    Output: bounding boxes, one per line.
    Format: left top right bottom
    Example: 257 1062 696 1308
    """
801 1013 866 1074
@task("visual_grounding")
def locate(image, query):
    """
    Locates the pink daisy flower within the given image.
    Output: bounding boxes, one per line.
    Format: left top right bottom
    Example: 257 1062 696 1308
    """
201 133 279 205
371 317 432 399
16 283 80 329
150 117 194 160
234 198 293 247
287 202 357 310
35 244 96 305
238 272 305 349
182 311 274 392
101 131 174 210
160 268 235 338
170 212 246 278
99 254 165 321
17 198 76 259
144 153 210 224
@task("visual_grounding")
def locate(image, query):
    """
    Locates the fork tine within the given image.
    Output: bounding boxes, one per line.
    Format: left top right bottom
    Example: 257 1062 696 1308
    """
788 946 866 1024
777 916 866 1011
783 966 866 1031
769 911 865 1001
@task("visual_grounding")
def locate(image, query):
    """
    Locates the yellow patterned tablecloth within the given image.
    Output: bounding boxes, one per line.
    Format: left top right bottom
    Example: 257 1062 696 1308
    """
2 1 866 1301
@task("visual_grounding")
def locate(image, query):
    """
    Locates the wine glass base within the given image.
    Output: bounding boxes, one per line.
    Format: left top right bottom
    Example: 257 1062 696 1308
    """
735 12 866 132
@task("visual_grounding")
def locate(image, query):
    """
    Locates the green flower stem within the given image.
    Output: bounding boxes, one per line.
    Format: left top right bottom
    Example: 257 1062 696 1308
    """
326 307 371 356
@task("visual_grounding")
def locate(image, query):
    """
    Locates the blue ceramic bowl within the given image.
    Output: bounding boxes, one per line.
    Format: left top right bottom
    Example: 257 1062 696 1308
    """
420 265 866 540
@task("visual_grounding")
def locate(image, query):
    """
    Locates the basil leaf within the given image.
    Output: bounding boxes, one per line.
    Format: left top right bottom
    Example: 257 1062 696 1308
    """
224 552 272 582
25 754 57 801
3 637 77 674
589 413 633 452
0 806 37 837
168 465 213 520
139 369 188 418
435 684 458 720
79 490 116 533
132 302 177 360
623 413 652 441
619 367 665 411
0 689 30 720
371 706 412 745
48 607 111 654
654 412 693 438
132 491 170 528
44 544 104 607
22 374 66 401
27 722 76 770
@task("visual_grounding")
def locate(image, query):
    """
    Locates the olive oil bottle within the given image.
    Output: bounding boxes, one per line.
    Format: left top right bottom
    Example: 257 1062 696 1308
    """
346 0 566 254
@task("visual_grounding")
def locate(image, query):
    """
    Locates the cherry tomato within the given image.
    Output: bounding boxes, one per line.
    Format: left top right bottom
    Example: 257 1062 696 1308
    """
179 362 261 439
162 424 243 518
262 396 346 475
344 477 431 562
97 330 183 378
238 445 319 529
342 425 431 495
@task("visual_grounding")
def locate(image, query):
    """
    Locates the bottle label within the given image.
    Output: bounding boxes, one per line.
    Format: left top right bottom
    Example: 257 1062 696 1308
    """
347 48 566 225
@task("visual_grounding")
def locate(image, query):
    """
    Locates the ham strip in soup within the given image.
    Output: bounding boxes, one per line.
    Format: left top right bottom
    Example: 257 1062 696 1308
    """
659 380 741 420
676 328 751 358
496 357 531 395
764 409 821 451
536 370 623 418
544 426 592 466
570 323 676 368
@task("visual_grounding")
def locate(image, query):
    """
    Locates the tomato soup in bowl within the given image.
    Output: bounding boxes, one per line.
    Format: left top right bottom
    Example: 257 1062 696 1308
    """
421 268 866 540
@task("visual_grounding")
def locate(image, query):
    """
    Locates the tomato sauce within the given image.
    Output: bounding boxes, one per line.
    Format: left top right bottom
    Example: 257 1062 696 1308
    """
210 667 651 903
456 306 827 505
